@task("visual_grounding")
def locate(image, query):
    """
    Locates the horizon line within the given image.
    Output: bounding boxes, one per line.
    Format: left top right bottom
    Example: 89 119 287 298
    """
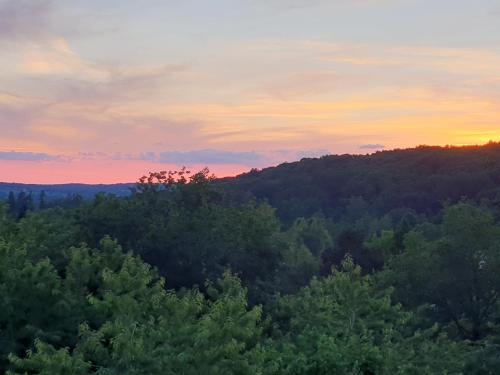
2 141 500 186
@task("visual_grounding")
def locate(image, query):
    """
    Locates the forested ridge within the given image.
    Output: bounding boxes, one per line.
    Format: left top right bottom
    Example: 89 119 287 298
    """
3 144 500 373
223 142 500 221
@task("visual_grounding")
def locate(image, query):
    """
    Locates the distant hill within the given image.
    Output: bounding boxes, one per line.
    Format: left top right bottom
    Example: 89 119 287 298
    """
222 143 500 221
0 182 134 202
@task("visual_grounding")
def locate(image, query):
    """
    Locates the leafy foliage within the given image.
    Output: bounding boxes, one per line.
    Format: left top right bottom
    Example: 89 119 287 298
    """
273 258 465 374
4 148 500 373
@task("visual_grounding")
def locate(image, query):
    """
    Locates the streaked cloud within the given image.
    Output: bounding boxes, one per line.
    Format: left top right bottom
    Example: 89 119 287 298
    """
0 151 62 161
360 144 385 150
256 0 385 12
19 37 106 80
35 148 329 164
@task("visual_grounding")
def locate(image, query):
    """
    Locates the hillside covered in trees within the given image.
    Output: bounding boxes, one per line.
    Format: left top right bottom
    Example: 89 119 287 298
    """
3 144 500 373
223 143 500 221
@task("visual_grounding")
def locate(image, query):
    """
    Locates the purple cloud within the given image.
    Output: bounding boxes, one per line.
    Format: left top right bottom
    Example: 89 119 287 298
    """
0 151 61 161
360 144 385 150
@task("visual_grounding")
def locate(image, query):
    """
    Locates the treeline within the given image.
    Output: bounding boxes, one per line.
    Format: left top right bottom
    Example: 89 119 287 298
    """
6 190 84 219
0 183 133 202
2 145 500 373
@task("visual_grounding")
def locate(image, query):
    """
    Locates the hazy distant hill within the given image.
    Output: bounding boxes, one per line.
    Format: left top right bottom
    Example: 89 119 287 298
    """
0 182 134 201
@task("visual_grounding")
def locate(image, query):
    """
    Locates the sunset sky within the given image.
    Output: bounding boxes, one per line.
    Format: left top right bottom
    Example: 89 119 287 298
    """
1 0 500 183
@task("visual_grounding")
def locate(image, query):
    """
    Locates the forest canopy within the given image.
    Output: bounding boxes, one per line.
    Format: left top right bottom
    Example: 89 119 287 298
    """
3 144 500 373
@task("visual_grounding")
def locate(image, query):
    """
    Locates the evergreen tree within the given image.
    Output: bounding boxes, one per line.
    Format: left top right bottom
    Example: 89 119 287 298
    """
39 191 46 210
7 191 16 217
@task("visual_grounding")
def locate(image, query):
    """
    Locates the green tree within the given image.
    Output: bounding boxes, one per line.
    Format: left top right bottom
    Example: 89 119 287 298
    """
39 191 47 210
76 170 285 302
272 258 465 374
382 202 500 341
7 255 274 375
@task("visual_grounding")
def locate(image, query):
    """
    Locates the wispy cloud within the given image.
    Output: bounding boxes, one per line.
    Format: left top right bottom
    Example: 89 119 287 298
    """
0 148 332 169
262 71 339 99
313 42 500 75
0 151 62 161
256 0 384 12
294 149 330 159
19 37 106 79
0 92 49 139
360 143 385 150
54 63 189 104
152 149 331 166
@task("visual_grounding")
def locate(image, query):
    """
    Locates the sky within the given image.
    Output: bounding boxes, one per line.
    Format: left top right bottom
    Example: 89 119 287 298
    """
1 0 500 183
